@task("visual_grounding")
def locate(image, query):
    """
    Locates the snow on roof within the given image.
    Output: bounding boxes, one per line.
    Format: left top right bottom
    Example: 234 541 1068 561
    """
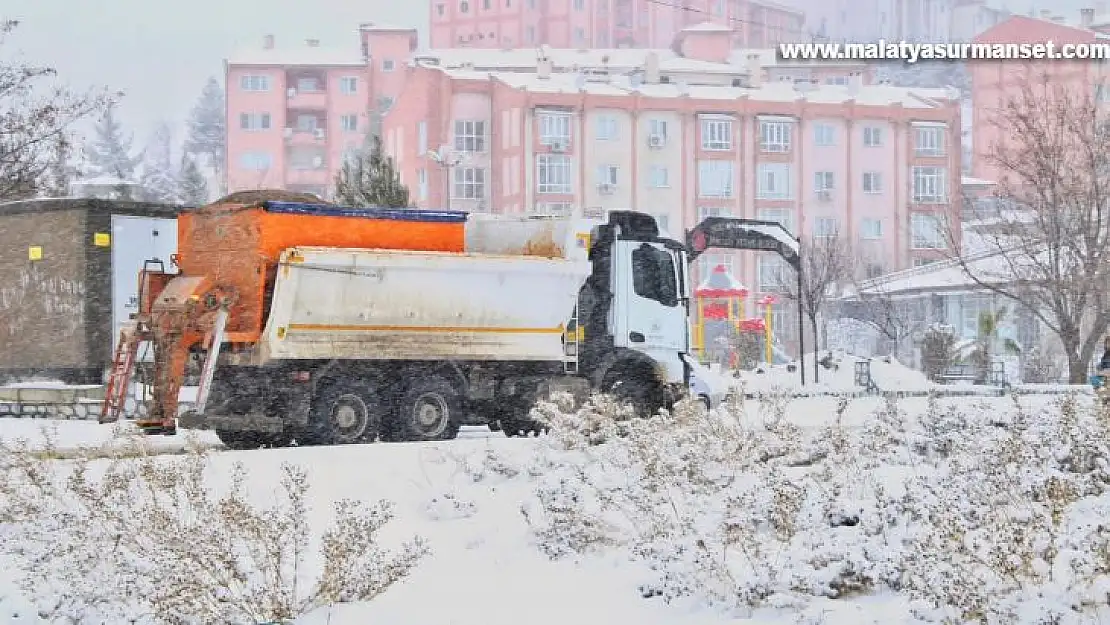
462 68 956 108
846 249 1019 299
226 45 364 67
680 22 734 33
358 22 416 32
72 176 139 186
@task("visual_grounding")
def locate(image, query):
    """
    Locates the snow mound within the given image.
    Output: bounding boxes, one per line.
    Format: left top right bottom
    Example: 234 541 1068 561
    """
736 351 935 393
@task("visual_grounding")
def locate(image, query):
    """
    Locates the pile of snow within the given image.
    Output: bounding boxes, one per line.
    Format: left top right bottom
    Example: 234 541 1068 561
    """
736 351 936 393
1 390 1109 624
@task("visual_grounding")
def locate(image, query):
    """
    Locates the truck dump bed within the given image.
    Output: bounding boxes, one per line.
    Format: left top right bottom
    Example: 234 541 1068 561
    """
176 200 468 342
261 246 592 362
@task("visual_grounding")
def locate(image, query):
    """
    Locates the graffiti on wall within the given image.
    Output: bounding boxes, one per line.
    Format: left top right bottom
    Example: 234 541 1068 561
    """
0 265 86 340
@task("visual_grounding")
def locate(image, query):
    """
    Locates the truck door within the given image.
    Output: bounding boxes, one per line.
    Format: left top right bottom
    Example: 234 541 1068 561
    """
611 239 687 382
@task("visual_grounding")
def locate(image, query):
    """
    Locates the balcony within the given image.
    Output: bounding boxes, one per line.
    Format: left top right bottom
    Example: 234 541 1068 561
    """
285 71 328 109
283 126 327 147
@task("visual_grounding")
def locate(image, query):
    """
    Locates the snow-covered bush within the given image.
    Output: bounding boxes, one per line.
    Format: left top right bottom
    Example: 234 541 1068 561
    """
0 433 428 624
522 388 1110 622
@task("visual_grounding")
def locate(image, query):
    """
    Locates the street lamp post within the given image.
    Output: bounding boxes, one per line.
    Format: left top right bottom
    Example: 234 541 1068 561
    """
757 294 777 365
426 145 465 210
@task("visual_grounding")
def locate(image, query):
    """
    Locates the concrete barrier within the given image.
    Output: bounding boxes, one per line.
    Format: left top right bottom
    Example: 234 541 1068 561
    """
0 385 196 420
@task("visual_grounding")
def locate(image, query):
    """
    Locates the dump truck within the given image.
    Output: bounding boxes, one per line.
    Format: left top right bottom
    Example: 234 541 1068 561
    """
99 193 801 448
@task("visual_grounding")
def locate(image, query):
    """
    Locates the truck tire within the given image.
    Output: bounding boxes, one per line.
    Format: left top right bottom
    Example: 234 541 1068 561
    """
605 373 665 418
304 377 386 445
216 430 257 450
394 375 462 442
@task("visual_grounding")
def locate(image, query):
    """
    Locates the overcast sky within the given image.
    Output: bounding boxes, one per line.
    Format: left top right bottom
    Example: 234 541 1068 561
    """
5 0 428 150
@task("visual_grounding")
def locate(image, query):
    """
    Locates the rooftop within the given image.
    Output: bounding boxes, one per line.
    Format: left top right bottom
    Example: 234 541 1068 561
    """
226 41 364 67
437 66 959 108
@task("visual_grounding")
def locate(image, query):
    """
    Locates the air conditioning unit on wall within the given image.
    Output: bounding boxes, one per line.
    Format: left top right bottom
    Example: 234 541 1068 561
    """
648 134 664 148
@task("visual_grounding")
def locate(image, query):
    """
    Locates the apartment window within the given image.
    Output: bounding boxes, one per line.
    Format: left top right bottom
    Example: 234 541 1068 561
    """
696 160 734 198
526 26 535 42
649 119 668 141
596 164 618 187
914 126 945 156
758 208 793 233
912 166 947 203
813 217 838 238
455 120 487 152
341 114 358 132
574 0 584 8
539 112 571 146
814 171 834 193
453 167 486 199
484 0 491 8
339 77 358 95
758 256 787 292
239 75 270 91
700 117 732 151
649 165 669 188
756 163 792 199
437 3 445 15
537 154 572 193
295 114 318 131
654 214 670 232
863 126 883 147
460 0 470 11
418 121 428 155
814 123 835 146
914 257 937 268
911 213 946 249
238 152 272 170
574 27 586 43
697 206 731 220
863 171 883 193
595 115 618 140
239 113 271 131
297 77 321 92
825 76 848 85
382 59 395 72
860 218 883 239
418 169 428 201
759 120 792 152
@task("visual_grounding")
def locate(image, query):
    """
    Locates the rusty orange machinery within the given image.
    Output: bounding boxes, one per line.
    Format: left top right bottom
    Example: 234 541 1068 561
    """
134 196 470 432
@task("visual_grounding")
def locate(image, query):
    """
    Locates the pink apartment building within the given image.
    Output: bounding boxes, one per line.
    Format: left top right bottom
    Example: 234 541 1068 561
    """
970 7 1110 183
225 24 419 198
382 51 961 310
428 0 805 49
225 22 873 197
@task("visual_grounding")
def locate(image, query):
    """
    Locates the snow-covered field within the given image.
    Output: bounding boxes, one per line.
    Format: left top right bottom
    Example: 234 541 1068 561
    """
2 390 1109 624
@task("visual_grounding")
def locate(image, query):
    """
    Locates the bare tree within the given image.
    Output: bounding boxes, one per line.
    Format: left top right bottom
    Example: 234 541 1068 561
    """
0 20 114 200
778 232 854 381
945 70 1110 383
852 287 930 364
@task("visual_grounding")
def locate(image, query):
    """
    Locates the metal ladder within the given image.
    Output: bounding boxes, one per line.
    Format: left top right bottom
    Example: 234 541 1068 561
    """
100 324 139 424
564 304 579 374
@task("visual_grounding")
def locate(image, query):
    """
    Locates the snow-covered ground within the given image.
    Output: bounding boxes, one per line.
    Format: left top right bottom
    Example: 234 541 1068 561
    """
1 390 1108 624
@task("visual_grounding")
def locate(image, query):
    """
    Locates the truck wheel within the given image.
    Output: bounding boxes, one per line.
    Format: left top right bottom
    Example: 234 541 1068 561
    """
501 417 548 437
394 375 462 442
606 375 665 418
306 378 386 445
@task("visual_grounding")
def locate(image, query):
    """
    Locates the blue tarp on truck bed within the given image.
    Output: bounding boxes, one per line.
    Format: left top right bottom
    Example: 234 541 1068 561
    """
261 201 469 223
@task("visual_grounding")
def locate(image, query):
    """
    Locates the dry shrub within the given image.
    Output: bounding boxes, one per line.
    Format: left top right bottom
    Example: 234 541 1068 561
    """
0 432 427 624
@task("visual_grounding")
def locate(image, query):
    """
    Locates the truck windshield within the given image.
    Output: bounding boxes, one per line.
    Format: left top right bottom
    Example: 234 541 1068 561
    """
631 244 679 307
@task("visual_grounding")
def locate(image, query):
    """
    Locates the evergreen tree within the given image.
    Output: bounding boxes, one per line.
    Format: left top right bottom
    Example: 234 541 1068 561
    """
83 103 142 182
333 135 412 207
183 77 226 190
177 153 209 205
139 122 180 203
